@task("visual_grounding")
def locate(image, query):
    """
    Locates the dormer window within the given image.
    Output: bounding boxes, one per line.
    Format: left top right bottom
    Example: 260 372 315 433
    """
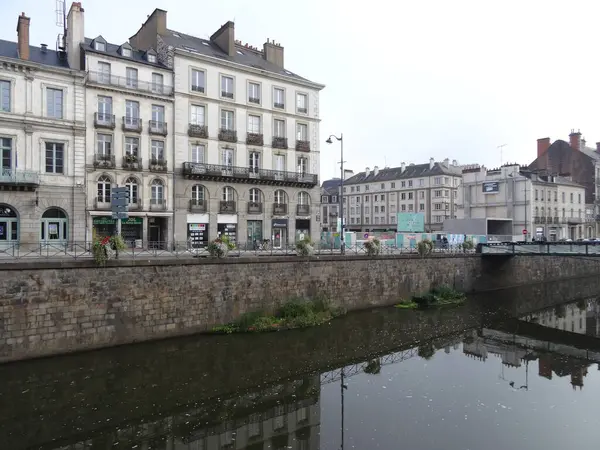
95 41 105 51
144 48 158 64
147 54 156 63
120 43 133 58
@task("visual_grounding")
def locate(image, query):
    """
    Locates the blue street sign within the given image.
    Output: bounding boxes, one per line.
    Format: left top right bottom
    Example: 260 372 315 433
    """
111 212 129 220
111 198 129 207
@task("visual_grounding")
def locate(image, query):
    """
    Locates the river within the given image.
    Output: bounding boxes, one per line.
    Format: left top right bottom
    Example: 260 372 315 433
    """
1 278 600 450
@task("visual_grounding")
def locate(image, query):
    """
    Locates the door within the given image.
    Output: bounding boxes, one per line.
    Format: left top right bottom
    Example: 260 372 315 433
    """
40 208 68 245
247 221 263 244
273 229 286 249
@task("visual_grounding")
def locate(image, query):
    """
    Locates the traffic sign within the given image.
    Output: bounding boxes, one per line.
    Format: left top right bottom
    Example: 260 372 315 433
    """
522 229 527 235
112 212 129 220
112 187 129 194
111 197 129 207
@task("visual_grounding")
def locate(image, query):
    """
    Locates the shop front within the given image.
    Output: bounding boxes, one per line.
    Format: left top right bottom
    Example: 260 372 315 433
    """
92 217 144 247
271 218 288 249
0 204 18 247
217 214 238 244
187 213 209 248
247 220 263 245
295 219 311 242
148 216 168 248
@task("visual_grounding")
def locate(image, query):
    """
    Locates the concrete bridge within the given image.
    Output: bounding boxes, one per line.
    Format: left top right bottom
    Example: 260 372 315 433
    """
479 241 600 256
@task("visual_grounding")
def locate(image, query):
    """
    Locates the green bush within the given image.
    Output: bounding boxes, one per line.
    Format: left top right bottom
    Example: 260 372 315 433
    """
364 238 381 256
417 239 433 256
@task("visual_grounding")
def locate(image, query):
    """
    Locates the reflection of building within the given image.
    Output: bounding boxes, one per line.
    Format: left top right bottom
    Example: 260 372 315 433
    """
528 302 588 335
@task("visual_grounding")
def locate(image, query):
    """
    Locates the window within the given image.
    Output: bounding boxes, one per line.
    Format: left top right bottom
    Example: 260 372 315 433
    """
94 41 106 51
151 179 164 201
248 82 260 103
191 144 205 163
249 188 261 203
152 104 165 124
391 182 396 188
419 203 425 211
147 53 157 63
96 134 112 156
274 154 285 172
332 195 337 203
274 119 286 137
248 115 261 134
125 100 140 124
381 183 385 189
322 195 328 203
125 137 139 156
151 73 163 94
298 191 309 205
274 189 286 204
297 156 308 175
296 93 307 113
45 142 64 174
125 68 138 88
222 148 234 167
220 110 234 130
0 80 10 112
221 75 234 98
419 191 425 199
125 177 138 203
408 180 413 187
297 123 308 141
97 96 112 120
191 185 204 201
46 88 64 119
191 69 205 93
98 62 110 83
570 193 574 203
562 192 565 202
0 137 12 171
122 47 132 58
578 193 582 203
554 191 558 202
274 87 285 108
408 192 413 199
97 175 111 203
249 152 260 172
190 105 205 125
222 186 234 201
151 140 164 161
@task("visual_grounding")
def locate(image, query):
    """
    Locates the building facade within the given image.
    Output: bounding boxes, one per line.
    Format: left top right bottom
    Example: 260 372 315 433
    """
0 12 86 247
342 159 462 232
128 10 325 248
64 3 175 246
458 164 588 240
320 178 341 232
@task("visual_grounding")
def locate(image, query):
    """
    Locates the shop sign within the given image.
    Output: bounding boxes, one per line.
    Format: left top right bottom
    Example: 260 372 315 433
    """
272 219 288 228
93 217 143 225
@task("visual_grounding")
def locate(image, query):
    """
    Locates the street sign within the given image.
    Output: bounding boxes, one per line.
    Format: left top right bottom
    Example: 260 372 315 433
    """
522 229 527 235
111 187 129 194
111 187 130 220
111 212 129 220
111 197 129 207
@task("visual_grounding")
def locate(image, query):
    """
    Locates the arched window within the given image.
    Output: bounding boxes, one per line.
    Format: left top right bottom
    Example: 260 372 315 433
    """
298 191 310 205
151 179 164 203
191 185 205 202
125 177 138 204
274 190 286 204
0 204 19 244
249 188 261 203
97 175 111 203
222 186 234 201
40 208 68 242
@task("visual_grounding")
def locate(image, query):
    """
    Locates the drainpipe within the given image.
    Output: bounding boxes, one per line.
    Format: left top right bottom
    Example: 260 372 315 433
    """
171 74 176 249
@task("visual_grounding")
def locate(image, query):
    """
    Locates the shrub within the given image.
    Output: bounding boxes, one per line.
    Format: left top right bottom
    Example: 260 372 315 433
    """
364 238 381 256
92 234 127 265
208 235 235 258
295 238 315 256
460 240 475 251
364 359 382 375
417 239 433 257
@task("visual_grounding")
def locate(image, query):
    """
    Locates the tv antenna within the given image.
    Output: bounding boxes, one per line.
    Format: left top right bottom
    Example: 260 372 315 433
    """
498 144 508 165
55 0 67 53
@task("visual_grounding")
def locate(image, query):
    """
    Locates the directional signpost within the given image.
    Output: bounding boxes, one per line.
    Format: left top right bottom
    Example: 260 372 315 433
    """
111 187 130 234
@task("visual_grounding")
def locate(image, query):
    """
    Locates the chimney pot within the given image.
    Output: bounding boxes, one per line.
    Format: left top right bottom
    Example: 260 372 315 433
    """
16 12 30 61
40 43 47 53
429 158 434 169
537 137 551 158
569 130 582 151
596 142 600 153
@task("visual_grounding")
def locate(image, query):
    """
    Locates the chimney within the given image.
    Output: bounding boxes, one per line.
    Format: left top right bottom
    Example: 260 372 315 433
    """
210 21 235 57
16 13 30 61
365 167 370 177
452 159 458 166
263 38 284 67
400 162 405 173
537 137 551 157
582 138 587 149
443 158 449 167
40 43 47 53
129 8 166 51
429 158 434 170
66 2 85 70
569 129 582 151
343 169 354 180
373 166 379 176
596 142 600 153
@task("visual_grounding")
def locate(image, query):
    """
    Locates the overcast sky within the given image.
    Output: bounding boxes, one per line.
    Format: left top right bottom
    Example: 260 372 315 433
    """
2 0 598 180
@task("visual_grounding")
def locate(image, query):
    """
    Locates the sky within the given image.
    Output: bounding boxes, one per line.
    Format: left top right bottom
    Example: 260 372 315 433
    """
1 0 599 180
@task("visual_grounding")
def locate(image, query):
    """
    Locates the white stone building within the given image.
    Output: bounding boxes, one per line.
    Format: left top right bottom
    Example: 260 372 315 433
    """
458 164 587 240
64 3 175 246
128 10 325 248
0 12 86 247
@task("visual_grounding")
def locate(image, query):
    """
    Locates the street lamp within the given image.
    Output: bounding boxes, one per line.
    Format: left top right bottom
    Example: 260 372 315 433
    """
326 134 345 254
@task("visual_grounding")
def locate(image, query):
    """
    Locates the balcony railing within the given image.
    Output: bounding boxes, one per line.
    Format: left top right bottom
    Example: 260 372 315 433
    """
0 168 39 186
274 102 285 109
553 217 559 224
249 97 260 104
247 202 263 214
188 124 208 139
128 201 142 211
87 71 173 96
122 117 142 133
149 199 167 211
273 203 288 215
219 129 237 143
297 107 307 114
547 217 553 224
94 198 111 210
189 199 207 213
94 153 116 169
219 201 236 213
149 121 168 136
122 156 143 171
296 204 310 215
221 91 234 99
567 217 584 224
182 162 318 187
296 140 310 152
246 132 264 146
149 158 168 172
94 112 115 129
272 137 288 149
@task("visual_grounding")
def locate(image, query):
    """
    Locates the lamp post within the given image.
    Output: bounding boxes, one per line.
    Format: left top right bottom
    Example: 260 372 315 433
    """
326 134 345 254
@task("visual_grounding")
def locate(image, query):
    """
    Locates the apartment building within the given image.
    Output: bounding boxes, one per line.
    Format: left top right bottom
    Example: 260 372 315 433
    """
320 178 341 232
128 10 325 248
458 164 588 240
64 3 175 246
342 158 461 232
0 12 85 247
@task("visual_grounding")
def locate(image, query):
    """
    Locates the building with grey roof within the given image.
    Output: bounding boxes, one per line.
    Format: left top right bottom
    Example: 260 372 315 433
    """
341 158 462 232
320 170 354 232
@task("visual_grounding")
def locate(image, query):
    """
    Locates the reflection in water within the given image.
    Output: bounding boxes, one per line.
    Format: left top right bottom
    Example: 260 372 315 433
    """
3 293 600 449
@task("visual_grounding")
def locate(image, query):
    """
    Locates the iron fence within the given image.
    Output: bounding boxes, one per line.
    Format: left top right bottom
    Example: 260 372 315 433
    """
0 241 477 262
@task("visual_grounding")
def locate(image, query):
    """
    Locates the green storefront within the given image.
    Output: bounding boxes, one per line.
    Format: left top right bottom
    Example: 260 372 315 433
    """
92 217 144 245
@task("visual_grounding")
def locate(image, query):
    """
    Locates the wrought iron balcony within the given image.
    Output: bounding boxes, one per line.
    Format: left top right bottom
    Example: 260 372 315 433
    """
128 201 142 211
219 128 237 143
149 120 168 136
296 140 310 152
246 132 264 146
296 204 311 215
247 202 263 214
273 203 288 215
182 162 318 188
94 198 111 210
219 201 236 213
553 217 559 224
272 137 288 149
149 158 168 172
274 102 285 109
122 155 142 171
122 117 142 133
94 153 116 169
0 168 39 187
94 113 115 129
249 96 260 104
87 71 173 96
547 217 553 224
221 91 234 99
188 124 208 138
567 217 584 224
297 107 307 114
149 199 167 211
189 199 207 213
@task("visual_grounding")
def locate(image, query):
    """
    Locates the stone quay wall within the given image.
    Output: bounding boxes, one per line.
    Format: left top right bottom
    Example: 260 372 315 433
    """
0 254 599 362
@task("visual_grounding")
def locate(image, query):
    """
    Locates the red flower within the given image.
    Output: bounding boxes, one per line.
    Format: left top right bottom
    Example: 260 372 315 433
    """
101 236 110 246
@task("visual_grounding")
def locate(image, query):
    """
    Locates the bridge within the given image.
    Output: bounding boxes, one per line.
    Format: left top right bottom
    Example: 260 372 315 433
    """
478 241 600 256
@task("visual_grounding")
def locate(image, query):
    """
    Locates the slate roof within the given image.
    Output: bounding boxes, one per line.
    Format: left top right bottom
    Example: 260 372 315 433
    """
522 171 584 188
160 29 319 85
0 39 69 69
321 178 342 195
344 162 462 185
83 37 170 69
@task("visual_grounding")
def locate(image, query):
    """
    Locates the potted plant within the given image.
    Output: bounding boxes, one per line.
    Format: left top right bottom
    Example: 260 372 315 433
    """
295 238 315 256
417 239 433 257
207 235 235 258
92 234 127 265
364 238 381 256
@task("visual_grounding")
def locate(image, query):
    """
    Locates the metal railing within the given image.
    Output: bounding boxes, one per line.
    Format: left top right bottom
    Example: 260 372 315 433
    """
479 241 600 255
188 124 208 138
0 241 477 262
149 120 168 136
123 116 143 133
87 71 174 96
182 162 318 186
93 153 116 168
94 112 115 129
0 168 39 185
